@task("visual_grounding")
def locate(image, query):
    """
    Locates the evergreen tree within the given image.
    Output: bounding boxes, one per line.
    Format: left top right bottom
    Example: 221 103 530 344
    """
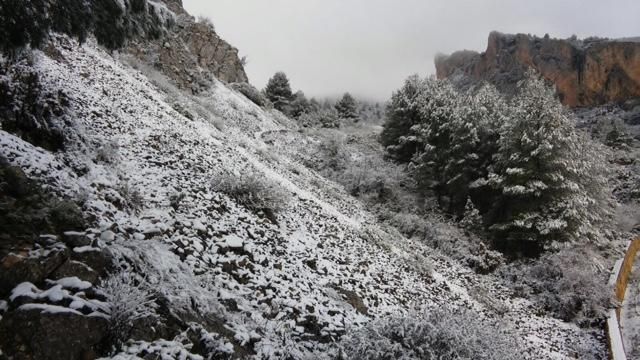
476 72 612 256
604 120 633 149
288 90 311 118
409 78 459 207
50 0 93 44
264 72 293 112
443 84 506 216
380 75 427 163
309 97 321 113
0 0 50 55
335 92 358 120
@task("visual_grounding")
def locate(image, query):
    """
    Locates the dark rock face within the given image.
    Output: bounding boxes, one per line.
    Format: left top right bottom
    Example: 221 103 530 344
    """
435 32 640 107
0 307 108 360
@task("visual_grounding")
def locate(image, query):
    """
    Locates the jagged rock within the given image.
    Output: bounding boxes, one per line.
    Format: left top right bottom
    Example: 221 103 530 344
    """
51 260 99 285
436 32 640 107
0 306 108 360
0 244 68 297
62 231 91 248
70 247 113 277
129 12 249 94
335 287 369 315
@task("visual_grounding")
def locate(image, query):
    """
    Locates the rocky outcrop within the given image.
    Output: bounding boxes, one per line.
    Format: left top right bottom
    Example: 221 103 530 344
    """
435 32 640 107
131 2 249 92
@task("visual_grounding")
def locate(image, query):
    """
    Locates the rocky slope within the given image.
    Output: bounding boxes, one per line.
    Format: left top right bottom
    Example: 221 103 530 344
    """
0 2 611 359
436 32 640 107
0 34 608 359
128 0 248 92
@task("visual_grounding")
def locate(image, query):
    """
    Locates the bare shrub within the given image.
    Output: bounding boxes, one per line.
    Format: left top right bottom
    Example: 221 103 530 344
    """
499 248 611 327
96 140 120 164
99 271 159 349
339 307 522 360
116 181 144 213
212 170 290 215
196 15 215 30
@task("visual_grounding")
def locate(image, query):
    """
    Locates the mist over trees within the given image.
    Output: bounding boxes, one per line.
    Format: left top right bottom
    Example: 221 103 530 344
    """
335 92 358 120
264 71 380 127
381 73 612 257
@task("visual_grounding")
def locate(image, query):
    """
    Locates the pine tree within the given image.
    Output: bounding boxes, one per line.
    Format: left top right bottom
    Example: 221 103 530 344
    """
0 0 50 55
335 92 358 120
410 78 459 207
264 72 293 112
380 75 426 163
288 90 311 118
604 120 633 149
476 72 612 256
444 84 506 216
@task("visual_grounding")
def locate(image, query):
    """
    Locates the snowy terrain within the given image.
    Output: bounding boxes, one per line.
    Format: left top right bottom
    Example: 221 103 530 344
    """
0 34 607 358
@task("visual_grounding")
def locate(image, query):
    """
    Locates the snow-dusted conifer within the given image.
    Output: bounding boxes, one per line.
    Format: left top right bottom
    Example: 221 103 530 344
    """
335 92 358 120
380 75 425 163
410 78 459 205
476 71 612 255
440 84 506 215
264 72 293 112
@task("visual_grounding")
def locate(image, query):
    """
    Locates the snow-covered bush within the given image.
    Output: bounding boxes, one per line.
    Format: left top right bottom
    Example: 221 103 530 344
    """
230 82 268 107
116 181 144 213
499 248 611 327
336 155 405 202
95 140 120 164
99 270 159 348
212 170 290 215
339 308 522 360
298 108 341 128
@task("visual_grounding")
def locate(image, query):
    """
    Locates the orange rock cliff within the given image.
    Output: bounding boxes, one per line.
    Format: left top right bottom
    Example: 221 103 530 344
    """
435 32 640 107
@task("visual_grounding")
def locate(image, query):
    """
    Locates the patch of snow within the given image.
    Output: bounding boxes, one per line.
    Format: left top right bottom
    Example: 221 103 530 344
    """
224 234 244 248
51 277 93 290
18 303 84 316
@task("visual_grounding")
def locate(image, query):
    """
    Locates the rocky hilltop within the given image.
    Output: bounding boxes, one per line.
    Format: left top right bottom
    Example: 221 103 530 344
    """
435 32 640 107
129 0 249 92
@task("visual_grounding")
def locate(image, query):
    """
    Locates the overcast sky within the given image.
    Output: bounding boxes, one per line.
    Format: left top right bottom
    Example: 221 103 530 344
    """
183 0 640 101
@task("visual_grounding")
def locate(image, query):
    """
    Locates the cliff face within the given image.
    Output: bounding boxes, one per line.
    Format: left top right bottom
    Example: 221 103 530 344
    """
435 32 640 107
130 0 249 92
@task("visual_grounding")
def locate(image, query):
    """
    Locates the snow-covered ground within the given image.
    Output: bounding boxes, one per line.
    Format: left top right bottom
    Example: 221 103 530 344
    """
0 35 607 358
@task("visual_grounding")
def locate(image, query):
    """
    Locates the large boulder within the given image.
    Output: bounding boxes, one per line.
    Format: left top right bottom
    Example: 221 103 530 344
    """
0 306 108 360
0 243 68 297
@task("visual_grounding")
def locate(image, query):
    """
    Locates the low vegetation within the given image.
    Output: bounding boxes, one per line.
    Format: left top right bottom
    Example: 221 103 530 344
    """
212 169 291 216
339 307 523 360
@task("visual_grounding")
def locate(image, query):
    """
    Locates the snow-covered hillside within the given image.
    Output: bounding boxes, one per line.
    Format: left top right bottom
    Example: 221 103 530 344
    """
0 35 606 359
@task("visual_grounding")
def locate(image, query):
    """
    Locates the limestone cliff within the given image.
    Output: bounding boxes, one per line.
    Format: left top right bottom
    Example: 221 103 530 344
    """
130 0 248 92
435 32 640 107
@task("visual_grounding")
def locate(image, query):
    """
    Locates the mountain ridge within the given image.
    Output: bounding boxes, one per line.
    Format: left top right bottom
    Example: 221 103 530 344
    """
435 31 640 107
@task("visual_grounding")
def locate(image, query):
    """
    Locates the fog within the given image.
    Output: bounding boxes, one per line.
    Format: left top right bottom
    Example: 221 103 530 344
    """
183 0 640 101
